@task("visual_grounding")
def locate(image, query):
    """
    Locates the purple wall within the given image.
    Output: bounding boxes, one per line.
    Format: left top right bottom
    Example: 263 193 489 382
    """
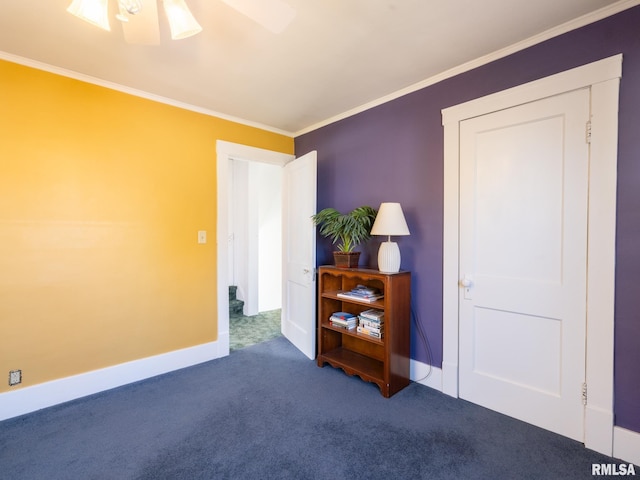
296 7 640 433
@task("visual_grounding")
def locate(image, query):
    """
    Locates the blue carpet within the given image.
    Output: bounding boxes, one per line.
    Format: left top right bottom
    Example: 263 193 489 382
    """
0 337 633 479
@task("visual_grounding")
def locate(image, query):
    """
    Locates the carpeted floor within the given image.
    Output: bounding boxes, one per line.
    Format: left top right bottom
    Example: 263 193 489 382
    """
229 308 281 351
0 336 634 479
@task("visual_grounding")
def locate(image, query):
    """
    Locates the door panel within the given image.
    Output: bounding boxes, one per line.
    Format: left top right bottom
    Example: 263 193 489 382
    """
459 89 590 441
281 151 317 359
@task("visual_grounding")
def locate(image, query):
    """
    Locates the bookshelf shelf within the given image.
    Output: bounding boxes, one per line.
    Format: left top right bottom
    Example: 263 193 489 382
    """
324 323 385 345
321 290 386 309
316 266 411 397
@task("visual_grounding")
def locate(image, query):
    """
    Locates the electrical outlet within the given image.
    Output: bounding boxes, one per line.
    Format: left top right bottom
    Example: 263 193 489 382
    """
198 230 207 244
8 369 22 386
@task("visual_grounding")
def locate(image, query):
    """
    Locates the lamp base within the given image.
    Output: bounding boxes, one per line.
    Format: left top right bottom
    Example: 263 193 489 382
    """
377 241 401 273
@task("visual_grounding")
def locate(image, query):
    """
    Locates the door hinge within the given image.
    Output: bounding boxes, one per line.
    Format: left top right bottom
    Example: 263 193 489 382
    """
582 382 588 406
586 120 592 144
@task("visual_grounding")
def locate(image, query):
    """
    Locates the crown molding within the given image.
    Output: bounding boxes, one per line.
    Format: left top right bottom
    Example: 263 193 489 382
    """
294 0 640 137
0 51 294 138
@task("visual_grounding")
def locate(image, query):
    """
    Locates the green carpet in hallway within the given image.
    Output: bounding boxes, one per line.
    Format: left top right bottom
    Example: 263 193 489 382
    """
229 308 282 351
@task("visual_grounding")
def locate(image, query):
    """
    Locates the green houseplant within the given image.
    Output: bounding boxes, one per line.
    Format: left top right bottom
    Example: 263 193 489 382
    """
312 206 378 268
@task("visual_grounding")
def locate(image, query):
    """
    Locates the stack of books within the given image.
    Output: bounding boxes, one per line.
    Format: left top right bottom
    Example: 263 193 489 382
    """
357 308 384 339
329 311 357 330
336 284 384 303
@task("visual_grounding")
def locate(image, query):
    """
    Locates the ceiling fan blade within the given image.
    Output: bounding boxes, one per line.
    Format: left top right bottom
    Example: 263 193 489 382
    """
121 0 161 45
220 0 296 34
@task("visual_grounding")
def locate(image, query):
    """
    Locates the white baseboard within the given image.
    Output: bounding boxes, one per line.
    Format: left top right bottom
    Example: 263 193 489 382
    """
585 404 615 456
410 359 443 392
0 340 226 421
614 426 640 466
441 360 459 397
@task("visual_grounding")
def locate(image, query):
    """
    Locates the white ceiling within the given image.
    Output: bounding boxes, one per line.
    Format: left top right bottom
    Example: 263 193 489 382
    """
0 1 635 135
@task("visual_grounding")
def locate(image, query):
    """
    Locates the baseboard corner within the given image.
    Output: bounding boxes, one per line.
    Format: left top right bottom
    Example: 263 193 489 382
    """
410 359 442 392
614 426 640 466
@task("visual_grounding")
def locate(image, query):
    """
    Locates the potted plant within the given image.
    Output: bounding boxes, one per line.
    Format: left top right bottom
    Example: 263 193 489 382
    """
312 206 378 268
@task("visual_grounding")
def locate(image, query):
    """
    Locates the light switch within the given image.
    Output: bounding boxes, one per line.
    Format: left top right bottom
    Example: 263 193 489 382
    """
198 230 207 244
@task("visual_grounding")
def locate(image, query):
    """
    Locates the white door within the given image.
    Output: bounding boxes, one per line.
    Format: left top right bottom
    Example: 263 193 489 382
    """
458 88 590 441
282 151 317 359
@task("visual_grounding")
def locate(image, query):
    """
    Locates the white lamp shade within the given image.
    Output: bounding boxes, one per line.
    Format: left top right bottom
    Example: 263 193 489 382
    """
163 0 203 39
67 0 111 31
371 202 410 236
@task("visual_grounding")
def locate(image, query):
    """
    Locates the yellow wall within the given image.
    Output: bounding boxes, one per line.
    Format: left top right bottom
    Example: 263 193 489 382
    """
0 60 293 393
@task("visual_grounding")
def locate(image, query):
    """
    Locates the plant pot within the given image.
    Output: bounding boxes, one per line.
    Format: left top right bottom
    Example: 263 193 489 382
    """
333 251 361 268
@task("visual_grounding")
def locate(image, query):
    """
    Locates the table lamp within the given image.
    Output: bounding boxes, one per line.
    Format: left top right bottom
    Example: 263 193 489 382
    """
370 202 410 273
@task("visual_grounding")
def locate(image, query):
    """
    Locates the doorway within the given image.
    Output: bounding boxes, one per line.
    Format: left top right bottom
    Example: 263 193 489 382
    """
442 55 621 455
216 141 294 355
228 157 283 351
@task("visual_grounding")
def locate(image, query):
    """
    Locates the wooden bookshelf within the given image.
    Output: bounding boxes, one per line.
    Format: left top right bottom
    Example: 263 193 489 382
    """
316 266 411 397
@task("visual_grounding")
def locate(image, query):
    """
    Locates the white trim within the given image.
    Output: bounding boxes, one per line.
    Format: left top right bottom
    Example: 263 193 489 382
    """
0 340 224 421
295 1 638 136
216 141 294 359
0 52 294 138
441 55 621 456
410 360 443 392
441 54 622 123
614 427 640 466
586 404 616 456
3 2 636 138
584 75 620 457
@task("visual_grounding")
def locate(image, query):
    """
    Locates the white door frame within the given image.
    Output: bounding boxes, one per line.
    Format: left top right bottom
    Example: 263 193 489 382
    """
216 140 294 356
441 54 621 456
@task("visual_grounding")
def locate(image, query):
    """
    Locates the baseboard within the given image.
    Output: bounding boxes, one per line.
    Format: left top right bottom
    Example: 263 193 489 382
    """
0 340 225 422
585 404 614 456
410 359 443 392
614 426 640 466
441 360 459 397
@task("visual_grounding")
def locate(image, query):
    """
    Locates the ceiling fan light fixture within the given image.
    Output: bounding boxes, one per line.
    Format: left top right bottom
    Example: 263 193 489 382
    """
116 0 142 21
67 0 111 31
120 0 142 15
163 0 202 40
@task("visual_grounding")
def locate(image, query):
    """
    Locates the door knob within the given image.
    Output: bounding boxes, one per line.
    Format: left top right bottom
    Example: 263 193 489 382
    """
461 275 473 300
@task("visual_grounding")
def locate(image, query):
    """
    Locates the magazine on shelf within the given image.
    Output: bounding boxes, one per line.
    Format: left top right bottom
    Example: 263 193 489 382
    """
336 291 384 302
336 284 384 302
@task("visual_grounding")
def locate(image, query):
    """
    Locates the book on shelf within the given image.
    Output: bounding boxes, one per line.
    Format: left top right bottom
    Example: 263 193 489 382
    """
330 313 357 329
359 317 384 329
331 311 356 320
331 321 356 330
358 317 384 330
357 325 384 338
330 316 357 326
359 308 384 321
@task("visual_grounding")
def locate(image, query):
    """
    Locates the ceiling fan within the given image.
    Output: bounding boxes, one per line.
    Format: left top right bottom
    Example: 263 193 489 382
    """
67 0 297 45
